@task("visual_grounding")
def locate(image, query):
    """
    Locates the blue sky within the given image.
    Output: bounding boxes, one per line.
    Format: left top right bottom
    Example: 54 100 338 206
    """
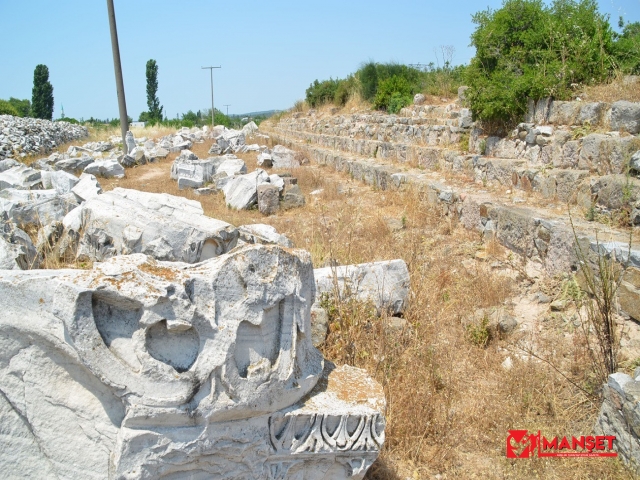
1 0 638 120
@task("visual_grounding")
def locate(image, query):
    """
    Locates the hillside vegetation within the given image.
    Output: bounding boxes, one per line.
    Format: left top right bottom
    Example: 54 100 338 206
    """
304 0 640 127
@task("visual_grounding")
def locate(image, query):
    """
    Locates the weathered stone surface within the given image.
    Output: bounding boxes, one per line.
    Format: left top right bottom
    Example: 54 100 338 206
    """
71 173 102 202
596 373 640 473
217 156 248 177
172 156 220 190
238 224 294 248
281 184 306 210
242 121 259 136
125 130 136 153
223 169 269 210
620 267 640 321
40 170 79 194
74 188 238 262
313 259 410 315
83 159 125 178
54 153 95 172
258 184 280 215
257 151 273 167
0 158 20 172
0 164 42 190
610 101 640 134
310 305 329 347
0 188 79 229
0 216 39 269
0 247 384 479
269 174 285 191
272 145 301 168
414 93 426 105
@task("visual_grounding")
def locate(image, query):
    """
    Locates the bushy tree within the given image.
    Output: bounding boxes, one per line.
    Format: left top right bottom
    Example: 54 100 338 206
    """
0 100 20 116
373 75 412 112
31 64 54 120
615 20 640 74
145 59 163 122
8 98 30 117
465 0 616 126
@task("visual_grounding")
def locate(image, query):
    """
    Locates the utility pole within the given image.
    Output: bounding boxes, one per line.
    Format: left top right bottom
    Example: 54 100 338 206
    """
201 66 221 128
224 104 231 116
106 0 129 153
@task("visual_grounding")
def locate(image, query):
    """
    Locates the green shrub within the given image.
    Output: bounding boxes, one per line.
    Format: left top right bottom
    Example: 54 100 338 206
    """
334 76 356 106
466 0 617 127
0 100 20 116
305 78 340 107
8 98 30 117
614 20 640 74
373 75 412 111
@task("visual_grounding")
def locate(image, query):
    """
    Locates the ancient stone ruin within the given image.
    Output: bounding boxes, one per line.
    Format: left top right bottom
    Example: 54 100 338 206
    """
0 247 385 479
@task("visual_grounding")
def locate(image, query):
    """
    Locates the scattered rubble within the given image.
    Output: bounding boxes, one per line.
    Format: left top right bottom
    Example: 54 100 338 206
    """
0 115 88 160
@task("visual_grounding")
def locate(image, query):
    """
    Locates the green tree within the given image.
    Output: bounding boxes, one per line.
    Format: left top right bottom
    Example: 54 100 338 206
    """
8 98 30 117
465 0 615 127
31 64 54 120
145 59 163 122
0 100 20 116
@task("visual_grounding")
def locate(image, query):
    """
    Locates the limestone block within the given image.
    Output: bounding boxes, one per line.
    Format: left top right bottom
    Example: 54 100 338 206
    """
71 173 102 202
619 267 640 322
223 169 269 210
578 102 608 125
281 184 306 210
313 259 410 316
272 145 301 168
0 164 42 190
269 174 285 191
611 101 640 134
0 247 384 479
75 188 238 262
592 175 640 210
83 159 125 178
217 156 248 177
40 170 79 194
242 121 259 136
171 156 220 189
257 151 273 167
258 183 280 215
548 101 580 125
238 224 294 248
0 188 79 229
54 153 95 172
0 158 20 172
0 220 39 270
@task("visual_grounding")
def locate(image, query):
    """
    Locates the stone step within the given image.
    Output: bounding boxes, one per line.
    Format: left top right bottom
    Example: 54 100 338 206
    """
264 126 640 285
273 127 640 213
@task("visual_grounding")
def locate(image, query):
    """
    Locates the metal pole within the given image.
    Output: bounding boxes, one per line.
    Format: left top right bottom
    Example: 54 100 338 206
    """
106 0 129 153
224 104 230 116
201 66 221 128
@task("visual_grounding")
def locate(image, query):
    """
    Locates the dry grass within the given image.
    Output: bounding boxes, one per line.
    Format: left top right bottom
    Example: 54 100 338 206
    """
29 126 635 478
578 75 640 103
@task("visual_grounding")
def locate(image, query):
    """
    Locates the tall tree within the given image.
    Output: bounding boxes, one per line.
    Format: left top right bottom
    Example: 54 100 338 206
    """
31 64 54 120
145 59 163 122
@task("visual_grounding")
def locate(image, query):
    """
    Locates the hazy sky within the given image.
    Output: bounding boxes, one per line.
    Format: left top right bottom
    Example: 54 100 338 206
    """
1 0 638 120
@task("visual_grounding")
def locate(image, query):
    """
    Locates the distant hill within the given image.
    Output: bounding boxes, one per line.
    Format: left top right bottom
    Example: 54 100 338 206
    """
231 110 282 119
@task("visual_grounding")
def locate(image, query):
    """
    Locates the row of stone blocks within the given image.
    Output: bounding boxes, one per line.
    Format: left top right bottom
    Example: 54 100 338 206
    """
266 130 640 319
274 126 640 217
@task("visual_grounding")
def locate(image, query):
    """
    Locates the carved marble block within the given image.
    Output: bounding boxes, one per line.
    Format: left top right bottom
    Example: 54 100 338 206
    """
0 245 385 479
